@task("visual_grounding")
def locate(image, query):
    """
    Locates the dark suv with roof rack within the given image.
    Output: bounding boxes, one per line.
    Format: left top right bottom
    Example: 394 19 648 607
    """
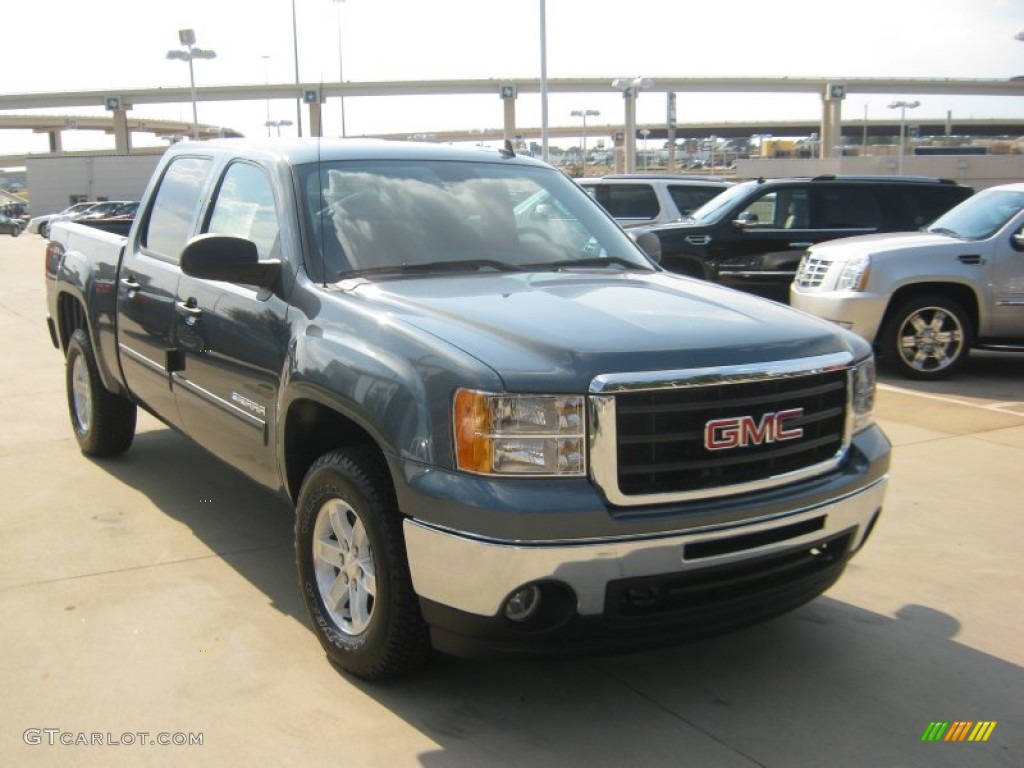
634 175 973 302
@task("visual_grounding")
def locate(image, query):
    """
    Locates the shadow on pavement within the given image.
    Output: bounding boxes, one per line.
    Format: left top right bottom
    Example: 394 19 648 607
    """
879 349 1024 402
94 426 1021 768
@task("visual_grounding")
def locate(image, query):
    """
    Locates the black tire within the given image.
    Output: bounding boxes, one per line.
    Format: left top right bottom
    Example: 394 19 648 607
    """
880 294 972 380
65 328 137 456
12 227 20 238
295 447 430 680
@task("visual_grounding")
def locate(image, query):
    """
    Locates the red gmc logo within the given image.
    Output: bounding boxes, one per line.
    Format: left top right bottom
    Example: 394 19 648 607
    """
704 408 805 451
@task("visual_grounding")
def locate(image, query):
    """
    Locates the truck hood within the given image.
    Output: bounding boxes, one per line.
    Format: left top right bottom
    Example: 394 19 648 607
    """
338 270 864 391
809 230 960 261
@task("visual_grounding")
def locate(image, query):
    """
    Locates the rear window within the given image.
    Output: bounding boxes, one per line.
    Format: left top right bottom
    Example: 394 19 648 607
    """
667 185 725 216
589 184 660 220
142 156 213 260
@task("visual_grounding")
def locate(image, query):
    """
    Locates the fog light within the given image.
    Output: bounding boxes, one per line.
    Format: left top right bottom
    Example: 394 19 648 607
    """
504 585 542 622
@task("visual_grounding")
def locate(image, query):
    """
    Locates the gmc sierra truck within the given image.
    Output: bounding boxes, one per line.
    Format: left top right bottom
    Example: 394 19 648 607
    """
792 182 1024 379
45 139 890 680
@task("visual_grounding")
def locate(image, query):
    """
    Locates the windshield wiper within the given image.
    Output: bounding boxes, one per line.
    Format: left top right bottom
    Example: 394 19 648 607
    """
547 256 646 270
927 227 962 238
343 259 525 277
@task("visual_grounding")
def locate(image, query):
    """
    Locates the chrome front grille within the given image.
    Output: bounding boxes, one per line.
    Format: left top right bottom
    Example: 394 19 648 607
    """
589 354 852 507
794 255 831 288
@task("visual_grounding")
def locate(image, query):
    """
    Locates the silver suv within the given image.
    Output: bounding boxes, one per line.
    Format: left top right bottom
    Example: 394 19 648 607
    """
577 174 732 228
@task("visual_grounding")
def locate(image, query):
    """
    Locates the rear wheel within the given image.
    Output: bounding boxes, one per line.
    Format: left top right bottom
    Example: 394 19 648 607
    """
295 448 430 680
880 294 972 380
65 328 137 456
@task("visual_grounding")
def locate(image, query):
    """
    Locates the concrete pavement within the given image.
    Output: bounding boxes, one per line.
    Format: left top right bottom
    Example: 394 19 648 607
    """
1 232 1020 767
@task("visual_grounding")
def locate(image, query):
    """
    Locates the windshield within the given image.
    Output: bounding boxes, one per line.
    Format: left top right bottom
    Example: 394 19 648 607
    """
927 188 1024 240
298 159 654 280
687 181 758 224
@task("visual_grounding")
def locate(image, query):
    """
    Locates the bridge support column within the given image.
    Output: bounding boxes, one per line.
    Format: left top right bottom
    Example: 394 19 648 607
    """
48 130 64 153
308 102 323 137
820 83 846 159
112 108 132 154
499 84 517 144
622 89 637 173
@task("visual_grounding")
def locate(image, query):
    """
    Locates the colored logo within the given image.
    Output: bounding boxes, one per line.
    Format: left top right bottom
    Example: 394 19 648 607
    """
921 721 997 742
704 408 805 451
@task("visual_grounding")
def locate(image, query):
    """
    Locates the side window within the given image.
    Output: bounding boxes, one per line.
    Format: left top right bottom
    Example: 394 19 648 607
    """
596 184 659 219
206 162 280 261
821 188 883 229
667 185 723 217
143 156 213 260
736 191 779 228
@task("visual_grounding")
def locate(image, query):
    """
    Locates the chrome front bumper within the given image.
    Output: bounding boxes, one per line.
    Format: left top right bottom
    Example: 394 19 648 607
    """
404 475 888 618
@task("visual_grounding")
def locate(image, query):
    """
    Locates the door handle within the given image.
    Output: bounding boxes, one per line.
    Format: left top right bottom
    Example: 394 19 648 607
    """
788 242 814 248
175 299 202 318
121 276 140 290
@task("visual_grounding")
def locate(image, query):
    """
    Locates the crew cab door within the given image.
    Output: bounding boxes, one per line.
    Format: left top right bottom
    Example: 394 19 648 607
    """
170 160 289 488
990 212 1024 337
117 155 214 429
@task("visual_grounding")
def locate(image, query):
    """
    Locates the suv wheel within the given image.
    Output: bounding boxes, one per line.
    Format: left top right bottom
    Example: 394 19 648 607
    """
881 294 972 380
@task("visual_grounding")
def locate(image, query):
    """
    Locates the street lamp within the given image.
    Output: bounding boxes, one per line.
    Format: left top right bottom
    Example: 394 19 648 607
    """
612 77 654 173
332 0 348 137
261 55 271 136
265 119 294 137
570 109 599 176
640 128 651 170
887 99 920 175
166 29 216 141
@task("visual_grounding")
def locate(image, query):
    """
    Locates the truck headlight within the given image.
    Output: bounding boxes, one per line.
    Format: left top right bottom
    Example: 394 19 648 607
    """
837 254 871 291
454 389 585 476
851 357 877 433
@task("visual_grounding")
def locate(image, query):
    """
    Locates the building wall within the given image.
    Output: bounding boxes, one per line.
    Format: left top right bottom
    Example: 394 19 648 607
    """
736 154 1024 191
26 150 165 216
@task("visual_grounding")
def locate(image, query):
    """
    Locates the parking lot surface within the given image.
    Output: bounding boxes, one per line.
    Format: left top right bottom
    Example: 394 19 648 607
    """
1 232 1020 767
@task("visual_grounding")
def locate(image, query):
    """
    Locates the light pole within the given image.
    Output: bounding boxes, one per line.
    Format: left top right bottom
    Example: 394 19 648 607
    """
166 29 216 141
570 109 599 176
887 99 920 175
640 128 651 170
332 0 348 137
265 119 294 137
262 55 271 136
612 77 654 173
539 0 549 163
291 0 303 136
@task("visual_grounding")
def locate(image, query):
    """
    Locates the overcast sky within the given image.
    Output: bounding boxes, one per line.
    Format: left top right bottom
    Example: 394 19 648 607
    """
2 0 1022 153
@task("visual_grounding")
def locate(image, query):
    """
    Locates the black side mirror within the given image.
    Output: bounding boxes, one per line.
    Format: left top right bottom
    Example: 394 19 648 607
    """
180 234 281 288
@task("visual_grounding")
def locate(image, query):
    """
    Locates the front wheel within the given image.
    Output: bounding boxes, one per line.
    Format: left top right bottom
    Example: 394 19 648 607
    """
65 328 137 456
295 448 430 680
880 294 972 380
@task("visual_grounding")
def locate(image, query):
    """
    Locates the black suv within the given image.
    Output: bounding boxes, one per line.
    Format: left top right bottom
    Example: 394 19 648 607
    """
637 175 973 302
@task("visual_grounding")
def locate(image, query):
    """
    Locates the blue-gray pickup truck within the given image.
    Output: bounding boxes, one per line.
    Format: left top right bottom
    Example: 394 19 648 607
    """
44 139 890 679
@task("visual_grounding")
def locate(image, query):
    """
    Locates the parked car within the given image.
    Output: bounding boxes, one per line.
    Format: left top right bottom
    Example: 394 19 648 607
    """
0 213 24 237
28 202 101 238
791 182 1024 379
635 175 974 303
76 201 140 236
577 174 732 228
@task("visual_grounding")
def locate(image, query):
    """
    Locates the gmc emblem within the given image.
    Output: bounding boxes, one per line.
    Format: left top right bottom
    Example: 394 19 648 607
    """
704 408 805 451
